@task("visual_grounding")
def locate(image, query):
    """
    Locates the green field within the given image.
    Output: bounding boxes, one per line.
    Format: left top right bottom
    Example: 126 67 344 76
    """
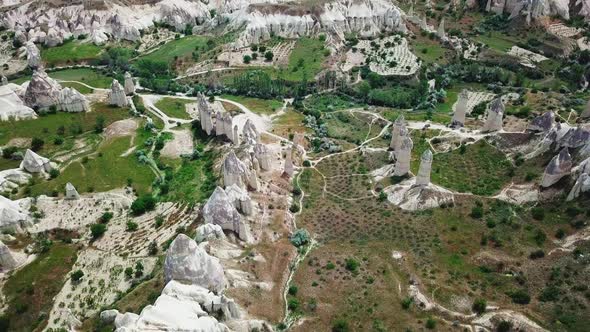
0 104 130 148
42 41 103 66
3 243 78 332
220 95 283 115
154 98 192 119
140 35 209 64
49 68 112 89
29 135 155 196
281 37 327 82
411 39 448 64
475 32 517 52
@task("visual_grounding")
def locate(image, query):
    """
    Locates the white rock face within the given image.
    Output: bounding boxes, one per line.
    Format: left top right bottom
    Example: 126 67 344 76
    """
242 119 260 145
65 182 80 200
164 234 226 293
59 87 90 113
0 84 37 121
225 184 253 216
0 168 31 193
1 75 7 86
20 149 52 173
198 94 214 135
415 149 432 186
223 150 249 189
195 224 226 243
394 136 413 176
541 148 572 187
202 187 248 241
385 180 454 211
488 0 573 22
112 280 233 332
25 41 41 69
109 79 128 107
0 240 19 270
567 172 590 201
0 195 29 233
124 72 135 95
481 97 504 133
559 126 590 149
450 89 468 128
254 143 272 171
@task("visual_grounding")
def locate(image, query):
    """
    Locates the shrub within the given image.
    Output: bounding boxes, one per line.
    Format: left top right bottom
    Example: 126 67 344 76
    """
70 270 84 283
289 203 300 213
472 298 487 314
2 146 17 159
289 229 310 247
131 194 156 215
531 207 545 220
555 228 566 239
529 249 545 259
539 286 559 302
99 212 114 223
345 258 359 273
243 55 252 64
533 229 546 245
288 285 298 296
264 51 274 61
401 297 413 310
49 169 60 179
126 221 138 232
509 289 531 304
496 320 513 332
425 318 436 329
332 319 349 332
90 223 107 239
287 298 299 311
124 267 133 279
31 137 44 151
148 240 158 255
53 136 64 145
471 206 484 219
303 160 311 167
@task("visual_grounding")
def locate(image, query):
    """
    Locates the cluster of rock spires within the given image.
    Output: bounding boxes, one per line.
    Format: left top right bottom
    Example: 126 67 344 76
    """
105 233 270 331
389 115 413 177
108 79 128 107
203 186 250 241
483 0 572 23
197 94 238 144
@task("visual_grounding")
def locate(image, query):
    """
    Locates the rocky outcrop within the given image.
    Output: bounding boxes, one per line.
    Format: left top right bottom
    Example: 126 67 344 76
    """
284 145 294 177
527 111 554 132
394 136 413 176
164 234 226 293
195 224 226 243
486 0 572 23
123 72 135 95
415 149 433 186
20 149 53 173
202 187 248 241
0 195 29 233
108 79 128 107
65 183 80 200
559 126 590 149
198 94 214 135
385 180 454 211
0 168 31 193
450 90 468 128
541 148 572 187
25 42 41 69
437 18 446 40
481 97 504 133
567 172 590 201
0 84 37 121
1 75 7 86
24 70 62 110
222 150 249 189
59 87 90 113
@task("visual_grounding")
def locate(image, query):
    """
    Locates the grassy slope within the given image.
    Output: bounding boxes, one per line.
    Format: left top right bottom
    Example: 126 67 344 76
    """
49 68 112 89
220 95 283 115
3 243 78 332
282 37 327 82
140 35 208 64
42 41 102 66
0 103 129 148
29 135 155 196
154 98 192 119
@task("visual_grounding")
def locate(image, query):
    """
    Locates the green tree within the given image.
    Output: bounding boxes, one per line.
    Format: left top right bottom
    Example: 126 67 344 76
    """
90 223 107 239
472 298 487 314
70 270 84 283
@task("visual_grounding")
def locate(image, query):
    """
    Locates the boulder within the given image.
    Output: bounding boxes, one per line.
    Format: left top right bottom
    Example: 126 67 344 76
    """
527 111 554 132
20 149 52 173
164 234 226 293
0 240 19 270
65 182 80 200
0 195 29 233
242 119 260 145
481 97 504 132
202 187 248 241
108 79 127 107
541 148 572 187
99 309 119 324
0 168 31 192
